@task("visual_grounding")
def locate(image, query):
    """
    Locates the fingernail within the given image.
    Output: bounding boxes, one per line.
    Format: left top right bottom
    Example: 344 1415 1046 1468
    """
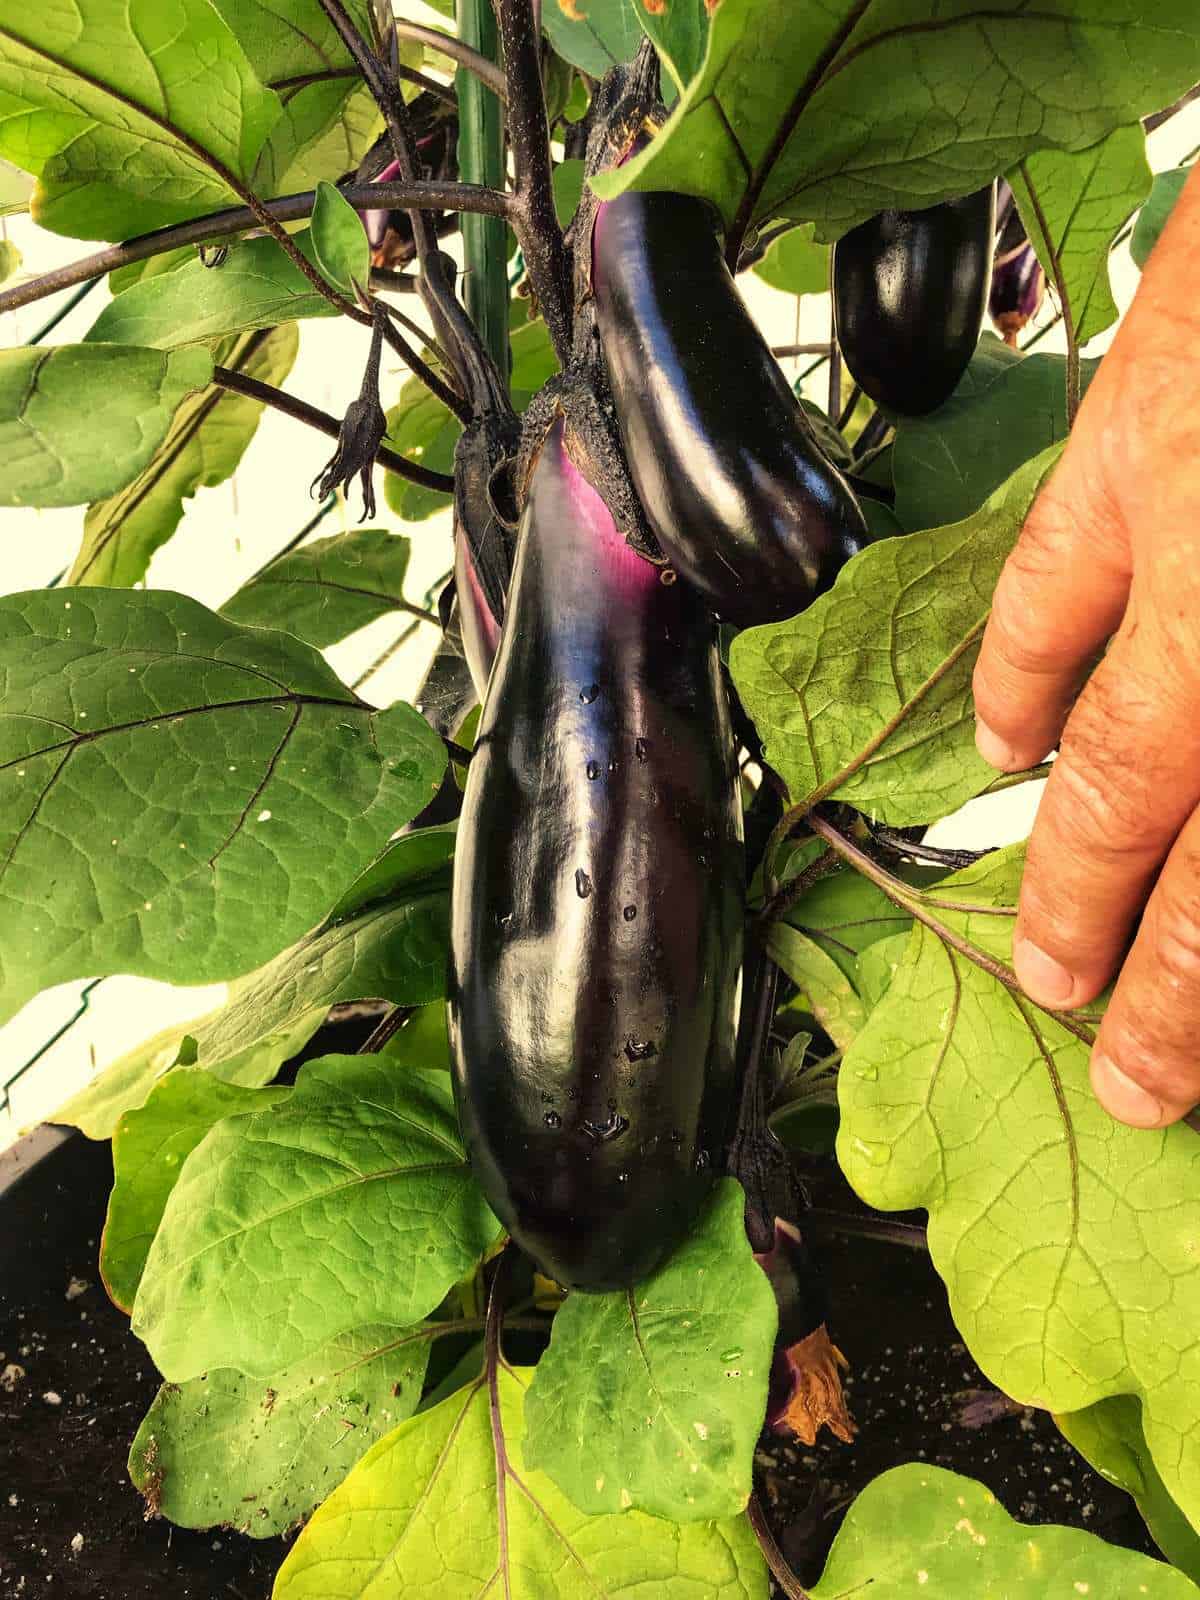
974 719 1019 771
1091 1055 1168 1129
1013 937 1078 1007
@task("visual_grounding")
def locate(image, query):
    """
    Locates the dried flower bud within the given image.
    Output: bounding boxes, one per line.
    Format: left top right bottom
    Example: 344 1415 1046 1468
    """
312 307 388 521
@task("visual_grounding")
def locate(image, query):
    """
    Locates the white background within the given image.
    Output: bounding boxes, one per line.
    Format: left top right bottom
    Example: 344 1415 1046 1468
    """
0 70 1195 1147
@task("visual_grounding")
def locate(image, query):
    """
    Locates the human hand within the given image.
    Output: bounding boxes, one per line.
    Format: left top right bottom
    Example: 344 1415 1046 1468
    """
972 162 1200 1129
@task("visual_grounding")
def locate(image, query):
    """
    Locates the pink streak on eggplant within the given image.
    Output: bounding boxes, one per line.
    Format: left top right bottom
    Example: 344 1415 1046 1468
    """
448 420 744 1290
833 187 997 416
454 521 503 701
591 190 868 628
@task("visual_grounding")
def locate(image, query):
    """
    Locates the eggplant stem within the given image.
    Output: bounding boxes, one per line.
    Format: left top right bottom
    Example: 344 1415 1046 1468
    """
747 1494 813 1600
493 0 573 362
805 1207 929 1253
211 365 455 493
0 180 512 321
317 0 511 420
394 19 510 101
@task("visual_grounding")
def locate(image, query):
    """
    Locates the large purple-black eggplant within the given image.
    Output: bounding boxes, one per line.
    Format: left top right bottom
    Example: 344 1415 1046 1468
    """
833 187 997 416
448 419 744 1290
591 190 867 628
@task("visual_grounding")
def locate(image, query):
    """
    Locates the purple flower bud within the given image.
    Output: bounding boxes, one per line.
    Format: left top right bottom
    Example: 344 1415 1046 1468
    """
990 240 1046 346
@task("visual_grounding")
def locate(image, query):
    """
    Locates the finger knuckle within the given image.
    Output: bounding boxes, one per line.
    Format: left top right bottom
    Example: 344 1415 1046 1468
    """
1149 878 1200 998
1048 748 1153 860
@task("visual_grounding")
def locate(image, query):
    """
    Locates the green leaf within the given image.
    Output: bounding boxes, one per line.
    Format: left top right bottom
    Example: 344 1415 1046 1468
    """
523 1180 776 1523
220 528 413 649
327 821 456 921
766 924 866 1051
891 338 1098 532
730 446 1062 827
553 157 586 226
133 1056 498 1380
310 179 369 298
382 382 460 522
542 2 642 79
1132 166 1192 269
1057 1397 1200 1586
273 1363 769 1599
86 232 338 348
809 1463 1194 1597
0 588 445 1026
383 317 558 522
839 847 1200 1538
0 237 18 283
129 1321 431 1538
542 0 707 91
0 345 213 508
69 326 299 588
209 0 379 196
102 1070 289 1312
54 838 453 1139
596 2 1200 244
855 929 910 1012
781 863 935 982
1009 126 1152 349
0 3 281 240
752 223 829 296
381 1000 451 1071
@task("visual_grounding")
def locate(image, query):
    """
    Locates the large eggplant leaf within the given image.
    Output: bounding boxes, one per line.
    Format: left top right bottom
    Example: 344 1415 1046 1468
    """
0 157 31 214
0 3 280 240
595 1 1200 247
273 1364 768 1599
133 1056 498 1379
523 1180 776 1523
69 326 299 588
86 232 338 348
209 0 378 196
730 445 1062 828
543 0 708 92
0 588 445 1026
891 338 1099 532
102 1071 289 1311
220 527 413 649
1057 1396 1200 1585
810 1464 1194 1597
1009 124 1153 351
129 1322 431 1538
0 345 213 508
1132 165 1193 269
53 828 455 1139
839 847 1200 1537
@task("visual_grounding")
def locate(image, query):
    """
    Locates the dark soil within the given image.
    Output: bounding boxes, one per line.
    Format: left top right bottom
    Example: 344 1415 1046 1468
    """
0 1127 285 1599
1 1123 1159 1598
760 1157 1158 1590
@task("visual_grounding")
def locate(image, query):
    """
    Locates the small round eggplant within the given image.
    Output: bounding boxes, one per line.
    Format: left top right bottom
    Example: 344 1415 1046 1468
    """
449 419 744 1290
591 190 867 628
833 187 997 416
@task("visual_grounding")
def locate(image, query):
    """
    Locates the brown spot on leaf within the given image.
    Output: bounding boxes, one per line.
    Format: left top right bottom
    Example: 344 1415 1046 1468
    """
642 0 667 13
558 0 587 18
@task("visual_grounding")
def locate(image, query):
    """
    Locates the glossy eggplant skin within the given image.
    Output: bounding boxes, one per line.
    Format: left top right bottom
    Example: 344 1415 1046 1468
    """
833 186 996 416
449 420 744 1290
592 191 867 628
454 523 502 701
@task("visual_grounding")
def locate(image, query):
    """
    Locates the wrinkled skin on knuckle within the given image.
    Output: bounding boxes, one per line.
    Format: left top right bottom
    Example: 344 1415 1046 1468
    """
1051 700 1167 861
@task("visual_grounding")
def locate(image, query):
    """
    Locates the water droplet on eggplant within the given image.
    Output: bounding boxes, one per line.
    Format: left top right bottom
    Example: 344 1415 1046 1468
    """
575 869 593 899
579 682 600 704
586 760 600 780
635 738 649 762
543 1111 562 1129
624 1036 658 1062
623 904 637 922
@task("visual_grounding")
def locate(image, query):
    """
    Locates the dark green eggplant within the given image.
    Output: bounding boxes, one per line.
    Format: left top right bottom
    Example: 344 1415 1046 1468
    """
833 186 996 416
448 419 743 1290
591 190 868 628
